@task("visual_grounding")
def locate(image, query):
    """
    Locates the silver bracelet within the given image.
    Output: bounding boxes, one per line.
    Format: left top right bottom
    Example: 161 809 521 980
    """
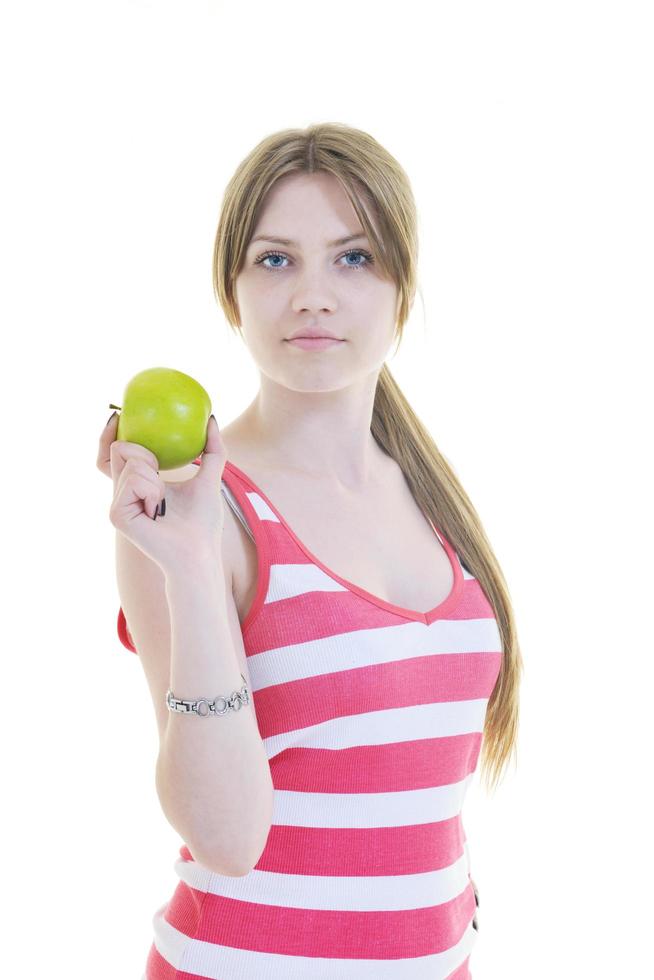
165 673 250 717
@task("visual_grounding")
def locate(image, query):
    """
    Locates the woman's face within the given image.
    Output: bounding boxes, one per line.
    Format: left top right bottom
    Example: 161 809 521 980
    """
234 171 400 392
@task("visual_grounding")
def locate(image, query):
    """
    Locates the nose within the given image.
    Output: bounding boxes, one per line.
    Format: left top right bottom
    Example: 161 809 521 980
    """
290 267 338 315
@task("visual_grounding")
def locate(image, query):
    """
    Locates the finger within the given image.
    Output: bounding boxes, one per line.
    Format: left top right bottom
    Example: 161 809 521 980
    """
111 470 164 523
116 457 163 501
193 414 227 487
109 436 160 488
96 411 120 478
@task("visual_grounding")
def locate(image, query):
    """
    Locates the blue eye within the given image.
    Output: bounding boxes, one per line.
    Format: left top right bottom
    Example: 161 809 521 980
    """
256 252 287 270
341 249 372 269
253 248 374 272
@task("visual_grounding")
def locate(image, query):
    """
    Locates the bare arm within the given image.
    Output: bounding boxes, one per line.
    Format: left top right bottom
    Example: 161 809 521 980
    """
116 526 274 877
159 557 274 875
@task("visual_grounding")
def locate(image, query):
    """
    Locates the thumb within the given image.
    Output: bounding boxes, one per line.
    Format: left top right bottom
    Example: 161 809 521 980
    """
194 414 227 484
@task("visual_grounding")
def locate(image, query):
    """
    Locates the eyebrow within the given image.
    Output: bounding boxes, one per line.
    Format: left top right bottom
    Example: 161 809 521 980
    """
249 232 369 248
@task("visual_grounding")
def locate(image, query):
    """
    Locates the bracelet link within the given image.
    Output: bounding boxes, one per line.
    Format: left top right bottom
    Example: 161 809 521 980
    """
166 673 250 717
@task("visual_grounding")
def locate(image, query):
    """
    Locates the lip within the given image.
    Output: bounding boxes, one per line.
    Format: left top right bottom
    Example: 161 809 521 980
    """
287 327 342 341
286 337 345 350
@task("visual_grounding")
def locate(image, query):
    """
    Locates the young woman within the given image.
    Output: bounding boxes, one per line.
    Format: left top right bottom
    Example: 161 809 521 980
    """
98 122 522 980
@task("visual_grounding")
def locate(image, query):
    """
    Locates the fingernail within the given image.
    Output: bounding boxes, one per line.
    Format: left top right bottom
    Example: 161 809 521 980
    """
153 504 159 521
160 497 166 516
105 410 117 426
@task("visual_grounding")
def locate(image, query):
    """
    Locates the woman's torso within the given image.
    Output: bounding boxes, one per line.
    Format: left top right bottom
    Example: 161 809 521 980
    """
143 425 501 978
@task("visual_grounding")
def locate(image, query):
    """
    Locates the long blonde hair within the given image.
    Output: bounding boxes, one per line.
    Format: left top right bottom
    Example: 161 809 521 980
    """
211 121 522 793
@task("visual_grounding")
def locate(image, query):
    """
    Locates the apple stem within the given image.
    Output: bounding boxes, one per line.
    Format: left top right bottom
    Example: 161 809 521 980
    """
108 403 122 410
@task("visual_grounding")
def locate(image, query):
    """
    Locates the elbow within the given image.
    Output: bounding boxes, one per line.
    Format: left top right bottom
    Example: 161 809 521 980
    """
191 829 271 878
158 761 275 879
190 796 274 878
193 850 255 878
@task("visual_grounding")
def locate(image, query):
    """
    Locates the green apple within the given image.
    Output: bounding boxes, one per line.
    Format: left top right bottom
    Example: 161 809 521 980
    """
111 367 212 470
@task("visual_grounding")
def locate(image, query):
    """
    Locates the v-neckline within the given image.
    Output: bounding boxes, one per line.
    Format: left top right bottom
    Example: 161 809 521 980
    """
223 460 465 626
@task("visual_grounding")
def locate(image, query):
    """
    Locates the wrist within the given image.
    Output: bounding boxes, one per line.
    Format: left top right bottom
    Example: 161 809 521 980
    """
163 551 226 593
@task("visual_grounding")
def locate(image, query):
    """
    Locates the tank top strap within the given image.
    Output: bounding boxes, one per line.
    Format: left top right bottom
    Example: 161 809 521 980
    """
219 461 302 562
219 461 318 638
223 460 322 580
220 479 255 542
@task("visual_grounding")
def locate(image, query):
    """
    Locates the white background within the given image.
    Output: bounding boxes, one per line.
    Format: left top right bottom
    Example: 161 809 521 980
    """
2 1 652 977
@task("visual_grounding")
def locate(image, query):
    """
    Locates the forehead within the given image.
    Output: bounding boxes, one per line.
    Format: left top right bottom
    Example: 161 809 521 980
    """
249 172 379 246
249 231 370 248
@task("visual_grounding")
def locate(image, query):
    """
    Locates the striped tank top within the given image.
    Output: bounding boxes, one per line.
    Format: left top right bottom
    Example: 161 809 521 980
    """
117 459 503 979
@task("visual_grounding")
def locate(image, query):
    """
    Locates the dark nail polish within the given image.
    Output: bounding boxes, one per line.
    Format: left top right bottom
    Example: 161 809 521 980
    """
160 497 166 516
105 410 117 426
153 504 159 520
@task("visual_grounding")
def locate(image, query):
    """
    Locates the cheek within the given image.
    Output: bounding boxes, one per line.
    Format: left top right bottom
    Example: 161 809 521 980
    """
352 276 396 306
355 283 399 327
238 276 285 318
251 276 288 307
